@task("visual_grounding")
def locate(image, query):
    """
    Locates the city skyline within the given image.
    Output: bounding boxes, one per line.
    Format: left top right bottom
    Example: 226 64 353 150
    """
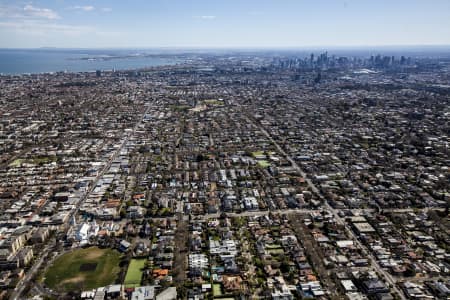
1 0 450 48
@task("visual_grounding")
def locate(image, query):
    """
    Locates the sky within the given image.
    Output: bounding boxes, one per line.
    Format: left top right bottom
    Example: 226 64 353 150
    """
0 0 450 48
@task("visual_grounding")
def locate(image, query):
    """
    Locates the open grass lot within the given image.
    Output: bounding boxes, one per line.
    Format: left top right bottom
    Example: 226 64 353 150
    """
251 151 264 157
257 160 271 167
44 247 121 292
267 248 285 255
9 159 24 167
124 259 146 288
203 99 224 106
9 156 57 167
213 283 223 296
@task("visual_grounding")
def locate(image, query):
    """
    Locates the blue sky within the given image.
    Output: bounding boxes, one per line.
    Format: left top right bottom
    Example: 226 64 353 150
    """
0 0 449 48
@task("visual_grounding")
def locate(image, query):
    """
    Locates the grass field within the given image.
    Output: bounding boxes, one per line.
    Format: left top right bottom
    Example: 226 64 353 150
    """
266 243 282 249
213 283 223 296
10 159 24 167
124 259 146 288
204 99 223 106
10 156 57 167
257 160 271 167
251 151 264 157
44 247 121 292
170 104 190 111
267 248 285 255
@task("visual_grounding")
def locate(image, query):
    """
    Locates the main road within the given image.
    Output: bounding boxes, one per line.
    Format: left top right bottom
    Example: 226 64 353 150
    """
247 115 407 300
10 103 152 300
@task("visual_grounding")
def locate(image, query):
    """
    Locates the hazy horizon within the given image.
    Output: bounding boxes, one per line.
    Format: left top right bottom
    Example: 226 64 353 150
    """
2 45 450 51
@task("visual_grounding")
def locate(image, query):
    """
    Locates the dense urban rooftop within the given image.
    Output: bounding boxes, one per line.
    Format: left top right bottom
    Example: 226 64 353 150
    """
0 51 449 300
